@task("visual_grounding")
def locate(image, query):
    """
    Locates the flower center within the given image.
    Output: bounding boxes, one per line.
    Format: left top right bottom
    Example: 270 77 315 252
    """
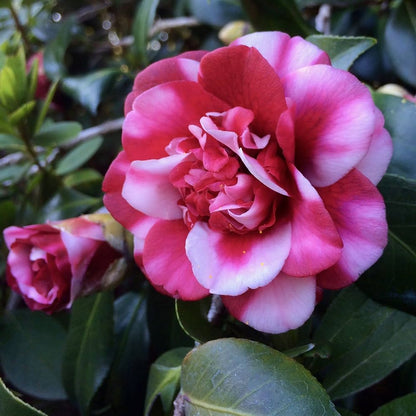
168 108 284 234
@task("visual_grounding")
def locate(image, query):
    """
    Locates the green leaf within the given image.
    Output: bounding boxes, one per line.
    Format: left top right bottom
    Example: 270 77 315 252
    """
63 168 102 188
314 286 416 400
0 66 18 110
62 292 114 416
34 121 82 147
181 338 339 415
241 0 314 37
132 0 160 65
307 35 376 70
38 187 100 222
0 310 67 400
175 297 225 343
370 393 416 415
358 175 416 314
26 55 39 101
145 347 190 416
0 163 30 184
56 136 103 175
107 292 150 414
373 92 416 179
8 100 36 125
385 0 416 88
188 0 245 27
34 79 59 134
0 378 47 416
6 46 26 105
0 133 22 148
61 68 120 114
43 17 76 80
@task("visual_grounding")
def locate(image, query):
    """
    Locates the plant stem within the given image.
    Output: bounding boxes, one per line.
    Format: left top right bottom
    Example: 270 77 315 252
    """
8 4 31 52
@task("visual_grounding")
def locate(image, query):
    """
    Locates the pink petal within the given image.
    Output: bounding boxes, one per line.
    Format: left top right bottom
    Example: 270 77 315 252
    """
178 50 208 61
283 65 377 187
103 152 157 236
317 169 388 289
123 81 229 160
199 45 287 135
282 165 343 276
125 58 200 115
122 153 190 220
142 220 209 300
185 218 291 296
238 149 289 196
356 108 393 185
222 273 317 334
232 31 330 78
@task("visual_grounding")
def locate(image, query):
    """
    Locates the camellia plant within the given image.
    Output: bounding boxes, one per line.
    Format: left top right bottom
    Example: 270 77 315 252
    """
0 1 415 416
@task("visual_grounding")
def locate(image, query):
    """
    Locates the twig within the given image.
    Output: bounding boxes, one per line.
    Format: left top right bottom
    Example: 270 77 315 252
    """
149 16 200 37
62 117 124 148
8 4 31 52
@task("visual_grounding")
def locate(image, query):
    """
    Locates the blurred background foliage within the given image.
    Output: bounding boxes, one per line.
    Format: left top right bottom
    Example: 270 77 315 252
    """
0 0 415 415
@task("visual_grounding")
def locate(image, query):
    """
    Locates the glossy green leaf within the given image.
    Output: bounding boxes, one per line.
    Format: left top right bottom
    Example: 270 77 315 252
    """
34 79 59 134
61 68 120 114
43 17 76 79
56 136 103 175
0 378 47 416
62 292 114 416
27 55 39 101
0 310 67 400
63 168 102 188
34 121 82 147
0 133 22 147
241 0 314 36
0 163 29 183
314 286 416 400
307 35 376 70
181 338 339 415
385 0 416 88
38 187 100 222
370 393 416 415
358 175 416 314
6 46 26 105
132 0 160 65
373 92 416 179
8 100 36 124
145 347 190 416
107 292 150 414
0 66 18 110
189 0 245 27
175 297 224 343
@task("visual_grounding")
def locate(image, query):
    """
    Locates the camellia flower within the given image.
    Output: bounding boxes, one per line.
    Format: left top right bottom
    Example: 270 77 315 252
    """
3 214 126 313
103 31 392 333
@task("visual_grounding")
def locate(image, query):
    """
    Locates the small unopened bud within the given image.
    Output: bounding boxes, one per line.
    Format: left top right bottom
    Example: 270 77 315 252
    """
219 21 253 45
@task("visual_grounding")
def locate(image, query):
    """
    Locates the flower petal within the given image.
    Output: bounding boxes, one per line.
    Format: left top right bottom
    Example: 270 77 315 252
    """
199 45 287 135
124 58 200 114
232 31 330 78
317 169 388 289
222 273 317 334
185 218 291 296
103 152 158 235
282 165 343 276
283 65 377 187
142 220 209 300
122 153 190 220
356 108 392 185
123 80 229 160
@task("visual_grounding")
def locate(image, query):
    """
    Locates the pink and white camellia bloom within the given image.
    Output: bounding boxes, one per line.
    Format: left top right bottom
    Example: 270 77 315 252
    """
103 31 392 334
3 214 125 313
